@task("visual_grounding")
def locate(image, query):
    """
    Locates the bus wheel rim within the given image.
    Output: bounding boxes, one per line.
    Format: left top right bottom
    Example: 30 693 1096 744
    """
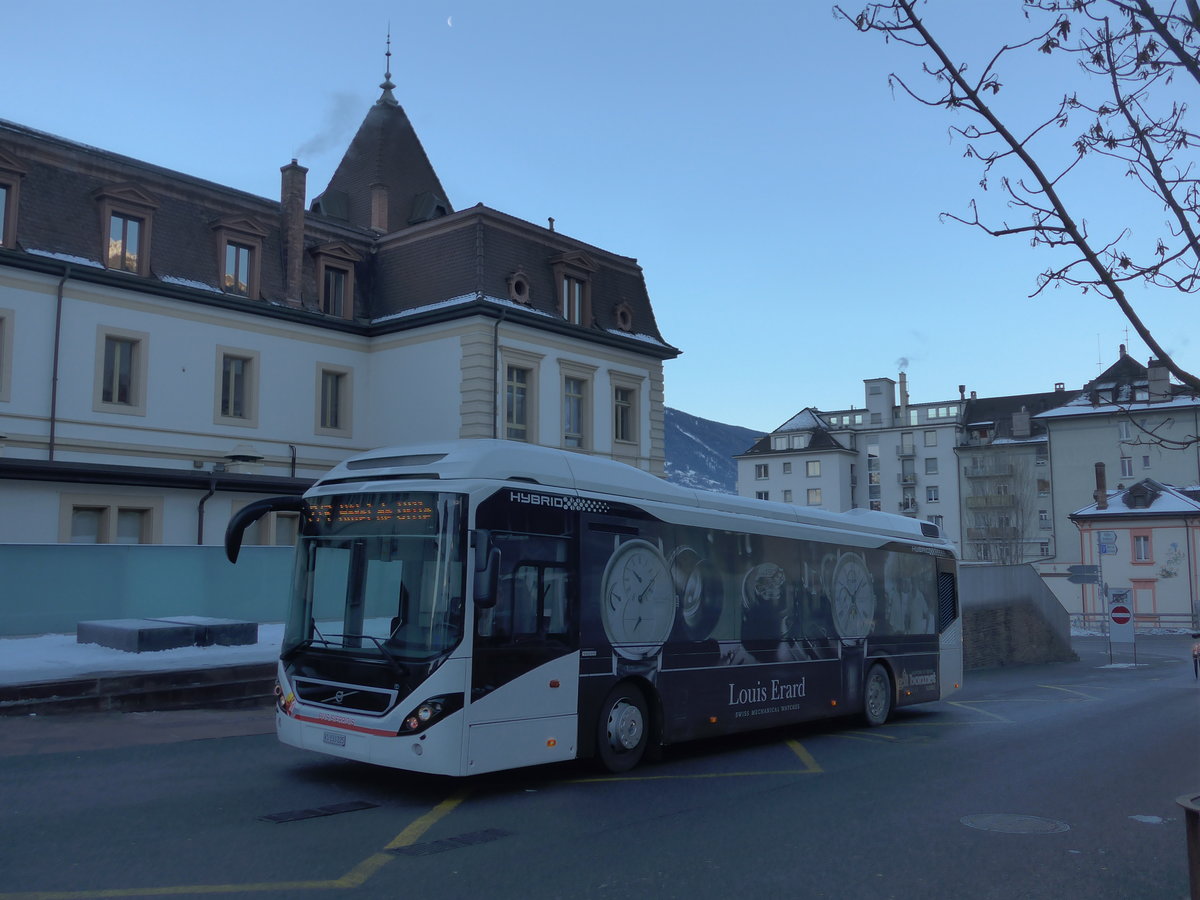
867 670 887 718
607 699 643 751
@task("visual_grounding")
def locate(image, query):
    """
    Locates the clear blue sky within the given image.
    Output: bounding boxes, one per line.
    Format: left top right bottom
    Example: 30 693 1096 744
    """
5 1 1186 433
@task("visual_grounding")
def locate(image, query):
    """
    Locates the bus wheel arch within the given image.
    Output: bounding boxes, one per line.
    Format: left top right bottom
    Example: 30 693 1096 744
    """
596 680 656 773
863 660 895 727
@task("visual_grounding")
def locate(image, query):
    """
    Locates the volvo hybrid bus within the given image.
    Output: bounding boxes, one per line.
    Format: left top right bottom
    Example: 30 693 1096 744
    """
225 440 961 776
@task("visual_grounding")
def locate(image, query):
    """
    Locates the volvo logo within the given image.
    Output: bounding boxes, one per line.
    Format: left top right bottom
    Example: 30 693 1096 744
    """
324 689 358 705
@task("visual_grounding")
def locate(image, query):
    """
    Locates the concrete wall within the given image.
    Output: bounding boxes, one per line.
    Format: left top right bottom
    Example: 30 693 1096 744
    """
959 563 1078 669
0 545 292 636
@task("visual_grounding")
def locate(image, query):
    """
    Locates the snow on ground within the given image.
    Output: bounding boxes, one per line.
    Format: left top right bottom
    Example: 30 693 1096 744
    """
0 625 284 686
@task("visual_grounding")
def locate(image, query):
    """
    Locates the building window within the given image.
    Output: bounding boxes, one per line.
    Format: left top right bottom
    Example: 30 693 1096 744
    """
311 243 361 318
94 184 157 275
551 252 596 326
806 460 820 477
562 276 586 324
93 327 148 416
1038 478 1050 497
870 413 882 424
0 308 11 403
60 495 162 544
315 364 352 436
782 462 792 475
107 213 142 272
0 183 10 248
1039 509 1050 529
925 457 938 475
924 429 937 447
1118 420 1132 440
563 376 586 448
928 514 944 528
1039 542 1050 556
1120 456 1134 477
755 491 769 501
1133 532 1152 562
322 266 348 316
211 216 267 299
755 464 769 480
1142 454 1151 469
223 242 254 296
926 485 939 503
613 387 634 443
215 347 259 426
506 366 531 441
807 488 822 506
783 489 793 503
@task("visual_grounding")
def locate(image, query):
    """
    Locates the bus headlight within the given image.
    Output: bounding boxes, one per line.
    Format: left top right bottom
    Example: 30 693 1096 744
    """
397 694 463 735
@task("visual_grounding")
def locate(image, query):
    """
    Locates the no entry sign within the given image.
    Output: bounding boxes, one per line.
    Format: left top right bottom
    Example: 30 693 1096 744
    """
1109 602 1135 643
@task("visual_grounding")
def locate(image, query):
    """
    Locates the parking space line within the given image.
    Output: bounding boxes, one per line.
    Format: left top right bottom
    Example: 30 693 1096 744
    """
0 790 470 900
946 700 1014 723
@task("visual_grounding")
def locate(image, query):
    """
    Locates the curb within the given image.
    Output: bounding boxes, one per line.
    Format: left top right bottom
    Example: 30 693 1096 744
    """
0 663 277 716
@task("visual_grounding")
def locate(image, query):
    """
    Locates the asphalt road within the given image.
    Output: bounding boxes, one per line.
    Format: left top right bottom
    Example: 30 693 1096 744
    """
0 635 1196 899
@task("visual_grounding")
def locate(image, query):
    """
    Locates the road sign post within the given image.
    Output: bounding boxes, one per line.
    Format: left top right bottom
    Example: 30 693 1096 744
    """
1108 597 1137 664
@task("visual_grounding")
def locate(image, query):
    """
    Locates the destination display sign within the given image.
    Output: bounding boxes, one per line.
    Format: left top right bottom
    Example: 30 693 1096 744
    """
305 494 438 532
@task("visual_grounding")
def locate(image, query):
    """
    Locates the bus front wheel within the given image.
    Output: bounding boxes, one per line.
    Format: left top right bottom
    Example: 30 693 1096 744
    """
597 684 649 773
863 663 893 727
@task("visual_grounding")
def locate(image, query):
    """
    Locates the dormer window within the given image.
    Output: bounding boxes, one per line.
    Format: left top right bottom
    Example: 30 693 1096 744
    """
94 184 158 276
0 149 26 250
312 241 362 320
211 216 268 299
550 251 597 326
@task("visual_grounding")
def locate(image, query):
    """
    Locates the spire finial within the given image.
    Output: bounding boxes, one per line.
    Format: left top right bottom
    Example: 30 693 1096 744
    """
379 28 398 106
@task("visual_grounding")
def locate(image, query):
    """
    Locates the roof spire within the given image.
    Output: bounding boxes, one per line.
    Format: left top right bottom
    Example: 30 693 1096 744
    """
378 29 399 106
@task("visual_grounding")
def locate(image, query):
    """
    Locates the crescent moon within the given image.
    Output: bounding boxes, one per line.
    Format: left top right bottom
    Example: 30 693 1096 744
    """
447 15 453 27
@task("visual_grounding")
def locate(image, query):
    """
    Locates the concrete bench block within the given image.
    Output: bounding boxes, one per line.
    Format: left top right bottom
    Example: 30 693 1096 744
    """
155 616 258 647
77 619 197 653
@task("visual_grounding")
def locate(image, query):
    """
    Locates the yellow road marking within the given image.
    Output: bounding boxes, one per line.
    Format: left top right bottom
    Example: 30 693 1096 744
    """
573 738 823 782
947 700 1013 723
1039 684 1101 700
0 790 470 900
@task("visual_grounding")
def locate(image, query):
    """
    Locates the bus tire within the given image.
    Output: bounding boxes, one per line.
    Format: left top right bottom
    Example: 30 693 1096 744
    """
597 683 649 773
863 663 893 727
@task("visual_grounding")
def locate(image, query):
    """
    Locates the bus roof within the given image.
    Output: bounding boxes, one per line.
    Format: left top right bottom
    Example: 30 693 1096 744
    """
315 439 947 547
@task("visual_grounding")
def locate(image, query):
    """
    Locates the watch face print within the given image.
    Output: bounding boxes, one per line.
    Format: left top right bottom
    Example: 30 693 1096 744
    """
601 539 675 659
669 546 721 640
831 551 876 638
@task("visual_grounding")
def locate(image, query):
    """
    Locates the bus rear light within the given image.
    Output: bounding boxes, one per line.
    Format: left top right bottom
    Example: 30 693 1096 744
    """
709 716 718 724
547 739 557 748
830 700 838 707
549 680 561 688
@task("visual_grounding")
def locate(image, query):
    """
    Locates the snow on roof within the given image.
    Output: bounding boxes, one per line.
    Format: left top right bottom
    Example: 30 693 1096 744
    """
1071 479 1200 518
1035 394 1200 418
26 248 104 268
159 274 222 294
776 408 827 433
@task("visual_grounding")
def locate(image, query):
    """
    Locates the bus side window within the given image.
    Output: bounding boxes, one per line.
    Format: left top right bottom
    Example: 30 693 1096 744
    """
512 562 570 642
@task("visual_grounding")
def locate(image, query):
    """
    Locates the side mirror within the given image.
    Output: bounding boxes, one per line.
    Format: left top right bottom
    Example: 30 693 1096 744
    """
471 530 500 609
225 496 304 563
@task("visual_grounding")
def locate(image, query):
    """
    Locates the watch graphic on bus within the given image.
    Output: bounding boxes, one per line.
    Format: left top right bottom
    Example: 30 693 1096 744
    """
601 539 676 659
831 551 876 639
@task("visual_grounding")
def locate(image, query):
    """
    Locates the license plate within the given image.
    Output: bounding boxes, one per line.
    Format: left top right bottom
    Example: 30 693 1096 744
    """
323 731 347 747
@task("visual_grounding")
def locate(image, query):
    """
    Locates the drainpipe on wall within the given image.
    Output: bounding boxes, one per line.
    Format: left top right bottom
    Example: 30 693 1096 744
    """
197 473 217 545
288 444 297 478
48 264 70 461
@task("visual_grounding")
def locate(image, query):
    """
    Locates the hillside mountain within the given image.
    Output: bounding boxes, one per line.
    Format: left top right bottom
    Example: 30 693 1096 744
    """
664 407 764 494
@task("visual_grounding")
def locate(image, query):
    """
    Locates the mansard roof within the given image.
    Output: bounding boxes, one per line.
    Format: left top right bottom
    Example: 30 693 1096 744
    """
0 82 674 359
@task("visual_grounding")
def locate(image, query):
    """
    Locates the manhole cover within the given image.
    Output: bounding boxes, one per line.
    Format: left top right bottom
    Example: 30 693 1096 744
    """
961 813 1070 834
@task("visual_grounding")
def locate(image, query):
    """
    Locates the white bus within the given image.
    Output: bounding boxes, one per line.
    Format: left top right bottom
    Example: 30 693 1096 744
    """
226 440 962 776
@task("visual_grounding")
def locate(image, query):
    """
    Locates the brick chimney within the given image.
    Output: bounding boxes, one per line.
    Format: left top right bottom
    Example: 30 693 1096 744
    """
1147 357 1170 402
281 159 308 306
1094 462 1108 509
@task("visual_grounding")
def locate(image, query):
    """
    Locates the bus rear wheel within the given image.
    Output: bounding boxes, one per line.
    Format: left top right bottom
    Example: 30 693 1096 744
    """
863 663 893 727
597 684 649 773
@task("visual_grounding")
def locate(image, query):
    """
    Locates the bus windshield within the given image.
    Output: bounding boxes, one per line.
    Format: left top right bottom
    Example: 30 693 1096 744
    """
283 492 467 662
